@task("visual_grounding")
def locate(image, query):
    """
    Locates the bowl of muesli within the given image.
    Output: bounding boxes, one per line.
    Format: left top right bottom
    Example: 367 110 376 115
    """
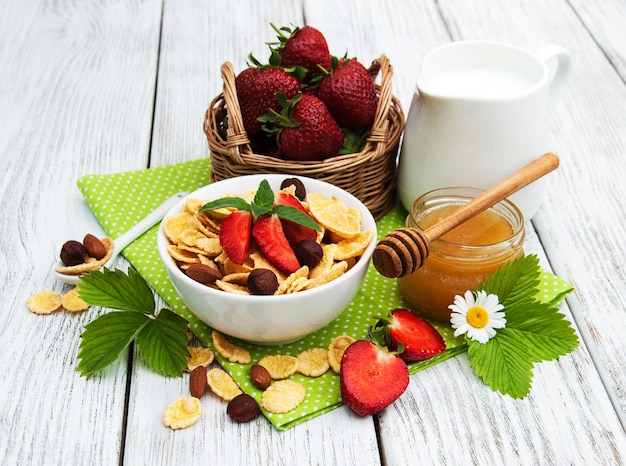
157 174 377 345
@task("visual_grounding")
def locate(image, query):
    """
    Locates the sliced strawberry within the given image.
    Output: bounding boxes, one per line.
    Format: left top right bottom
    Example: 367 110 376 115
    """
340 340 409 417
274 192 318 246
252 214 301 273
219 210 252 265
387 309 446 362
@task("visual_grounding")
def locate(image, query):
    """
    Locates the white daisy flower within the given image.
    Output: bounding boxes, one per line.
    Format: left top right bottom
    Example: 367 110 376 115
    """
449 290 506 344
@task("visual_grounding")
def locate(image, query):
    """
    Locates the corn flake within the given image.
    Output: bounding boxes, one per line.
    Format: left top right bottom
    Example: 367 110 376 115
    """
334 230 375 260
61 288 90 313
27 291 63 315
186 346 215 371
307 193 361 239
296 348 330 377
211 331 251 364
206 368 243 401
328 334 356 373
162 396 201 429
258 354 299 379
261 379 306 414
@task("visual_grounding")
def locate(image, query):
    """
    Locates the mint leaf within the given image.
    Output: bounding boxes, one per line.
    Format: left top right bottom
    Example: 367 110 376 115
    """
253 179 275 213
77 268 155 313
135 309 190 377
468 328 534 398
272 204 322 231
199 196 251 213
77 311 150 377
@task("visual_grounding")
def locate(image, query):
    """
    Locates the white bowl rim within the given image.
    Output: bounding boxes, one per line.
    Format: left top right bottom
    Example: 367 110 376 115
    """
157 174 377 302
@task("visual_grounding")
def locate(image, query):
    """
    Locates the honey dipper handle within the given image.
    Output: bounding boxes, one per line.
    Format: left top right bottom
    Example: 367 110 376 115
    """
423 152 560 242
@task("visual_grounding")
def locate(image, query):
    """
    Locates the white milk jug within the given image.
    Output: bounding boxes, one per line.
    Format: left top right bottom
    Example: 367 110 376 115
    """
397 41 572 219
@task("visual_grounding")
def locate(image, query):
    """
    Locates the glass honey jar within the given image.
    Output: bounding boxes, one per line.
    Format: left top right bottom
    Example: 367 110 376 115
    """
397 187 525 323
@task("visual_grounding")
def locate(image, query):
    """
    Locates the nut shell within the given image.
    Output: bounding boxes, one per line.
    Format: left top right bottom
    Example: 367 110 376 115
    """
295 239 324 268
226 393 260 422
247 268 279 295
60 240 89 266
186 263 223 286
83 234 108 260
189 366 207 398
249 364 272 390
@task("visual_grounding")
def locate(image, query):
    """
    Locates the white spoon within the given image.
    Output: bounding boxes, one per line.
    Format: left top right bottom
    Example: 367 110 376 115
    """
54 191 187 285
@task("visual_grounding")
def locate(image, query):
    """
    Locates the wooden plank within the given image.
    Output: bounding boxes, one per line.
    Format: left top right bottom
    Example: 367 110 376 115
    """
125 1 382 463
307 0 626 463
0 0 162 464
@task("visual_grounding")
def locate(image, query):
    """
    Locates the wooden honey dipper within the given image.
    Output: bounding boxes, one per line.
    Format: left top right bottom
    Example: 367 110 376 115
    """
373 152 560 278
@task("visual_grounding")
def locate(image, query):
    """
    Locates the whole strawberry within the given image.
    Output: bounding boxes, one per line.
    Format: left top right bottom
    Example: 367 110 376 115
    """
272 24 331 81
318 58 378 130
235 64 300 140
263 93 344 161
340 339 409 416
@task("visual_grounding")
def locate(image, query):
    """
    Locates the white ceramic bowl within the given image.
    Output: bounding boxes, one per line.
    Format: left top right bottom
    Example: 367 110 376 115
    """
157 174 377 346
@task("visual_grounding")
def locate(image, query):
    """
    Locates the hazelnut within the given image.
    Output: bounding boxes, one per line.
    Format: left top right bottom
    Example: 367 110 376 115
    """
186 263 223 286
295 239 323 268
60 240 90 266
280 177 306 201
247 268 279 295
227 393 261 422
83 234 108 260
249 364 272 390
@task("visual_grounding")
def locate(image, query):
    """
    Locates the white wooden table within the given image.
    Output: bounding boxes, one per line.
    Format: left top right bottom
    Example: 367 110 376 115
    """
2 0 625 464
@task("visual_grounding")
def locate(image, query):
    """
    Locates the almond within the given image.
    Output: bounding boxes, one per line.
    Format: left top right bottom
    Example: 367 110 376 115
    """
226 393 260 422
186 263 223 286
83 234 108 260
249 364 272 390
189 366 207 398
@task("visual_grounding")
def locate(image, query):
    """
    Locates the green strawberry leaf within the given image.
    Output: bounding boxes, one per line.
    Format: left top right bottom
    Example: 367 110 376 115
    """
77 311 150 377
77 268 154 314
468 328 534 398
464 254 578 398
135 309 190 377
75 269 190 378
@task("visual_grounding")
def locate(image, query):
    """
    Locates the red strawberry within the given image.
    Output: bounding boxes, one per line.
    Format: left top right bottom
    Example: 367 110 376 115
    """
252 214 301 273
340 340 409 416
219 210 252 265
274 193 318 246
318 58 378 130
272 24 331 81
275 93 344 161
383 309 446 362
235 65 300 139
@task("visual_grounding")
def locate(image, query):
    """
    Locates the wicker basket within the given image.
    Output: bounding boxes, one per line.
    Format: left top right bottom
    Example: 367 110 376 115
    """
203 54 405 220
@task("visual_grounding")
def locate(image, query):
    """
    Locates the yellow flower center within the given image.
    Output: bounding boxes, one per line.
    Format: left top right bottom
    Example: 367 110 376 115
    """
466 306 489 328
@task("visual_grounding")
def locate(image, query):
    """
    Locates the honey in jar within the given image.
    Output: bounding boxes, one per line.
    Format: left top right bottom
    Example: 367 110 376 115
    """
398 187 525 323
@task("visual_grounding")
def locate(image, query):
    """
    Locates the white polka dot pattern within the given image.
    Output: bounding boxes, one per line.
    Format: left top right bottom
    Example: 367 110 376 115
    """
76 158 573 430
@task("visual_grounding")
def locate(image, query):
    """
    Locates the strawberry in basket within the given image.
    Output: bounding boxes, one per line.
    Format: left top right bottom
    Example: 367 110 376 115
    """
271 24 331 82
234 54 301 141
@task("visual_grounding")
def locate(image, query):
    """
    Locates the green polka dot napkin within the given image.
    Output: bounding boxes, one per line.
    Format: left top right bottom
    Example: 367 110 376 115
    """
76 158 573 430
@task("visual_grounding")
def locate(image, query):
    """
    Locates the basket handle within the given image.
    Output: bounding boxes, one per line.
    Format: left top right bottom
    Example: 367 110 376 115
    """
365 54 393 157
221 62 251 164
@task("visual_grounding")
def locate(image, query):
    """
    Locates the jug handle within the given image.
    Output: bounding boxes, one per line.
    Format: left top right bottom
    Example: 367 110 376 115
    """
534 44 572 106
